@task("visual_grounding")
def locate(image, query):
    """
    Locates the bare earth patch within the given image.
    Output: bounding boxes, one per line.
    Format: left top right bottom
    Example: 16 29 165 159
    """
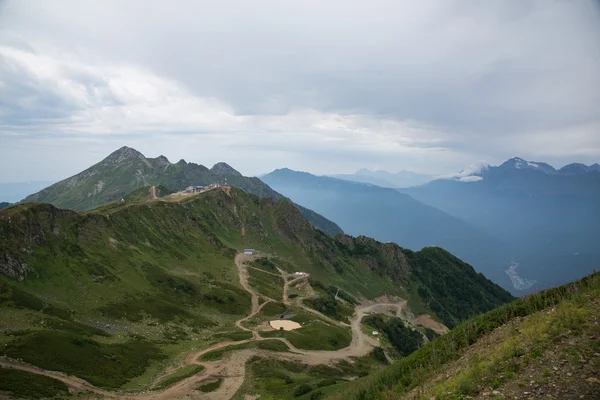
269 320 302 331
414 314 450 334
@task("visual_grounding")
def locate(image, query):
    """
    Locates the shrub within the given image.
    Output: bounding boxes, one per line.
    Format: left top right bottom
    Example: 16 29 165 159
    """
294 384 313 397
371 346 388 364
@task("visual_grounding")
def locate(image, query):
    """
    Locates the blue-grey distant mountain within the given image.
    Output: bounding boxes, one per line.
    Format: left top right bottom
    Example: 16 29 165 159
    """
330 168 433 188
0 202 11 210
261 168 514 290
0 181 56 203
401 157 600 291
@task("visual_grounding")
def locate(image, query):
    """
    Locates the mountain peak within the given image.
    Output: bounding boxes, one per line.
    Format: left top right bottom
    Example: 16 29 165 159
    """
210 162 242 176
500 157 556 174
101 146 145 166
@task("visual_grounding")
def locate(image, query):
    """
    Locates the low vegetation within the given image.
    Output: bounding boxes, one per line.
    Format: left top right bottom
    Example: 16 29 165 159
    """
248 267 284 300
304 280 355 322
0 186 513 391
260 301 289 316
0 367 69 399
2 330 166 388
155 365 205 390
363 314 423 357
198 340 289 361
261 318 352 351
197 378 223 392
241 354 385 400
210 329 253 341
331 272 600 399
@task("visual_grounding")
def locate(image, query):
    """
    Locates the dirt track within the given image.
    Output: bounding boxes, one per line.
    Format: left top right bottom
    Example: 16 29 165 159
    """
0 254 425 399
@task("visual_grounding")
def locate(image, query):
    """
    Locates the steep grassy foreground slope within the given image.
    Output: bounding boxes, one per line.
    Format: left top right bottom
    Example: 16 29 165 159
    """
1 188 511 394
329 272 599 400
22 146 342 236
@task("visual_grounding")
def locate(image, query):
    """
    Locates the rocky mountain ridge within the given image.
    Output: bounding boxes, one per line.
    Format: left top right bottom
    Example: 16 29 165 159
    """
22 147 342 236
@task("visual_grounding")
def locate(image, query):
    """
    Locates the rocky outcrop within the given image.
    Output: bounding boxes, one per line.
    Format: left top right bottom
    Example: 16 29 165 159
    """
0 252 29 280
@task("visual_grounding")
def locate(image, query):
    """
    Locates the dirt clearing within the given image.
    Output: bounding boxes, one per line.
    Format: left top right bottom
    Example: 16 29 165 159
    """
269 320 302 331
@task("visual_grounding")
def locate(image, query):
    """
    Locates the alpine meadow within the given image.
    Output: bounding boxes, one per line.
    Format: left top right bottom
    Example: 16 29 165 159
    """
1 1 600 399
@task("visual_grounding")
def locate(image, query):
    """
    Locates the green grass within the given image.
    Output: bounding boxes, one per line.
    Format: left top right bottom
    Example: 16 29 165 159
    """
261 301 289 316
303 298 354 322
155 364 205 390
2 330 166 388
247 357 297 397
99 295 216 328
248 267 284 300
426 296 594 399
210 330 254 341
1 186 514 393
250 258 280 272
199 340 290 361
0 367 70 399
240 355 381 400
197 378 223 392
261 320 351 351
332 272 600 399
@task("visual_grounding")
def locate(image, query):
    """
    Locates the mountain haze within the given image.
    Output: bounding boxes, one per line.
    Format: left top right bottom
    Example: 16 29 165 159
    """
330 169 433 188
0 181 56 203
22 146 342 236
401 157 600 291
261 168 513 290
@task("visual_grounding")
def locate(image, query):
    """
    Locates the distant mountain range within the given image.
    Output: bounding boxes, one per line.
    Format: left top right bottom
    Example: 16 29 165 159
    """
261 168 513 290
22 146 342 236
262 157 600 293
330 168 433 188
401 157 600 291
0 181 56 203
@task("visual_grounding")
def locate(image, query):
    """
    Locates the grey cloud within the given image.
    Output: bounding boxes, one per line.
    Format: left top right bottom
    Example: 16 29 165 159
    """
0 0 599 181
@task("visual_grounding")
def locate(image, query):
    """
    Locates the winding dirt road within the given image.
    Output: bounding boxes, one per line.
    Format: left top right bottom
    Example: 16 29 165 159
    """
0 254 414 399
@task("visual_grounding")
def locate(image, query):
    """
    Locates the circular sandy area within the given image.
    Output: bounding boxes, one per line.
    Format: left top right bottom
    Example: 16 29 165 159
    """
269 320 301 331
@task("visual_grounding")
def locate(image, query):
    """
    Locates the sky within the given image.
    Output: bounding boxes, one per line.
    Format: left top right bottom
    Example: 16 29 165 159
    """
1 0 599 182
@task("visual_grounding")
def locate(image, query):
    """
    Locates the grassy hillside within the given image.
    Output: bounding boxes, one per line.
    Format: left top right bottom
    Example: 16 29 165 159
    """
329 272 599 399
1 188 511 392
22 146 343 236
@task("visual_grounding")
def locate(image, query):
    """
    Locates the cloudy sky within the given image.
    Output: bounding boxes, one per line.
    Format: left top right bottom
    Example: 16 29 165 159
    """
1 0 599 182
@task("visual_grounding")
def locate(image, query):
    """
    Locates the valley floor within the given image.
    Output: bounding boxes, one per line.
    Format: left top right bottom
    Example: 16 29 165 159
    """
0 254 441 399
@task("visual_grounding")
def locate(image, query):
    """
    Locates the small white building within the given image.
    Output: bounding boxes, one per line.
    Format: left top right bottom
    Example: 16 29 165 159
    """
372 331 379 336
244 249 255 255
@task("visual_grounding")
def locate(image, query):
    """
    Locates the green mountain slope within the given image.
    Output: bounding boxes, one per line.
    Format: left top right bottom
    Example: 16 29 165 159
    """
0 188 512 394
261 168 514 291
22 146 342 236
329 272 599 400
